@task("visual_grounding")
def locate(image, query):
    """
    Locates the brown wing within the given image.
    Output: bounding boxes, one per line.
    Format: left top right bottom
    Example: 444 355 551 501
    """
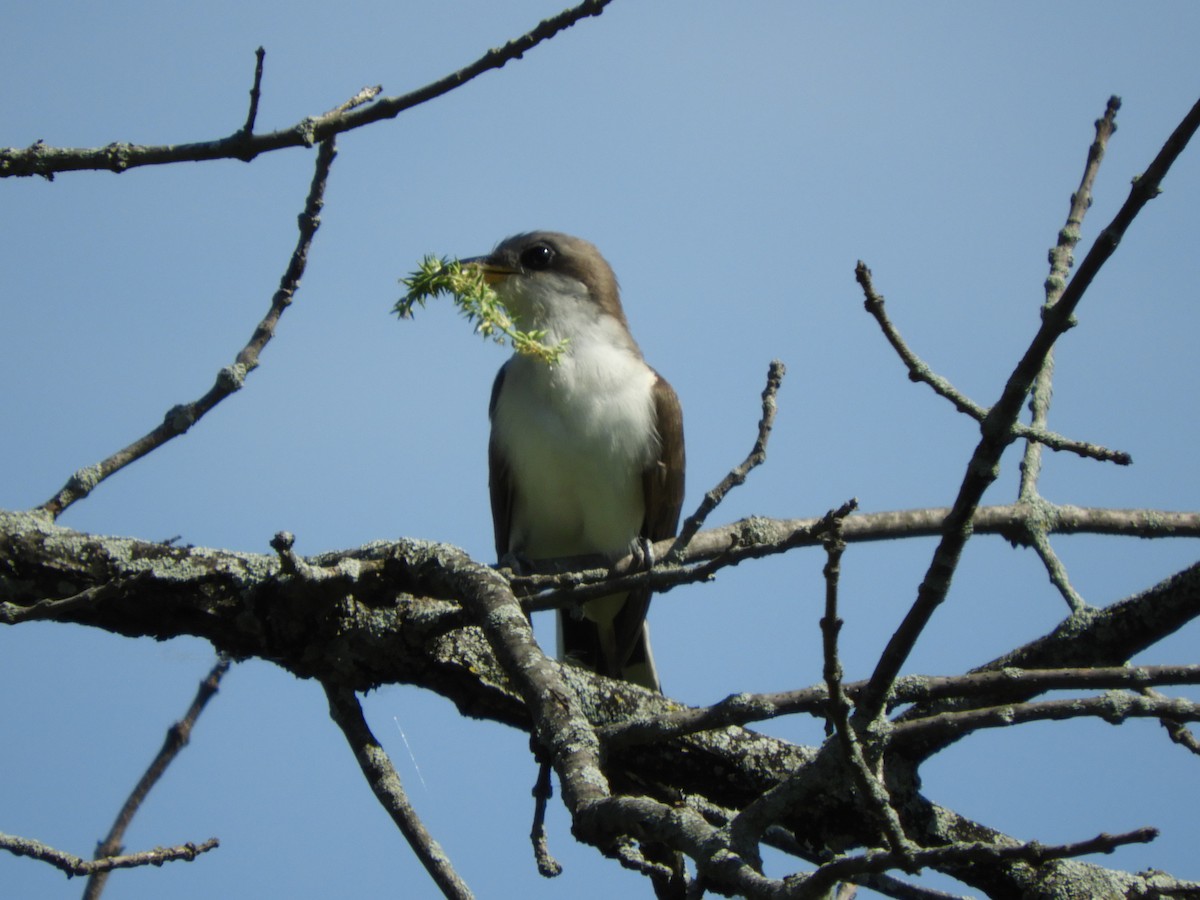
642 374 686 542
487 362 513 561
610 373 685 684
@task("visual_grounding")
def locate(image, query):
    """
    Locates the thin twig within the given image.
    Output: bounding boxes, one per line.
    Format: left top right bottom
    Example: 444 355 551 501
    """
602 664 1200 750
0 581 126 624
240 47 266 136
530 760 562 877
1007 100 1123 614
1019 97 1121 500
804 826 1158 897
0 0 615 179
857 93 1200 720
818 507 912 863
0 832 218 877
36 137 338 519
1140 687 1200 757
668 359 786 562
856 262 1130 467
890 690 1200 748
1027 528 1088 612
321 84 384 117
83 655 232 899
722 509 868 867
514 501 1200 613
324 683 474 900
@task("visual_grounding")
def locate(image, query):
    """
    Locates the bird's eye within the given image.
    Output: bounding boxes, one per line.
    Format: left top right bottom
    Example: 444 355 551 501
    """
520 244 555 271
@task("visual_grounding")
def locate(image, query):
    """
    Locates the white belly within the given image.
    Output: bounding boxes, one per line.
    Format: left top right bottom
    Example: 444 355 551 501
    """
492 340 659 561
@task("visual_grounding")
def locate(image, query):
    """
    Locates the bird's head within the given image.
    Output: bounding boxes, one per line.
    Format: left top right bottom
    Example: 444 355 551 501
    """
464 232 630 337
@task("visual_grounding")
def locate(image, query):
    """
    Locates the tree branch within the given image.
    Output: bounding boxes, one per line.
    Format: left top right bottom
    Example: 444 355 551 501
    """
82 656 231 899
1 508 1194 897
1018 96 1121 500
239 46 267 137
0 832 218 878
892 689 1200 749
856 262 1131 467
819 507 916 864
514 501 1200 613
602 663 1200 750
36 137 337 519
0 1 615 179
857 93 1200 719
324 684 474 900
668 359 785 561
807 827 1158 896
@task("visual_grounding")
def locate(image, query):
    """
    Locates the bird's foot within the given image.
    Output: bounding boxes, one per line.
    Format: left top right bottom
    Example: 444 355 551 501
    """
629 536 655 573
497 550 535 576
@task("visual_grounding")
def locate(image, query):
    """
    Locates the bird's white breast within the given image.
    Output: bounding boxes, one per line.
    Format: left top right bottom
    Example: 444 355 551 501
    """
492 313 659 561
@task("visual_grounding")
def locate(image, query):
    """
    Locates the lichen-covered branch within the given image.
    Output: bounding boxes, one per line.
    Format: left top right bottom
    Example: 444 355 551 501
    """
7 508 1196 896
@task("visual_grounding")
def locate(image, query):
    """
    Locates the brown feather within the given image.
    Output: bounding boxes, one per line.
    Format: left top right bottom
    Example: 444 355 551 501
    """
487 362 513 561
609 373 686 684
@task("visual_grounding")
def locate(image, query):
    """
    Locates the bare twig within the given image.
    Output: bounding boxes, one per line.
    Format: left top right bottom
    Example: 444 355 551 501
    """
324 683 475 900
668 360 786 562
818 506 913 863
0 832 218 877
530 760 562 877
514 501 1200 612
602 664 1200 750
1003 99 1123 614
0 581 127 624
855 262 1130 467
36 137 338 519
1019 97 1121 500
891 689 1200 748
805 826 1158 897
1026 527 1088 612
0 0 615 179
857 93 1200 720
83 655 231 899
240 47 266 137
1141 687 1200 757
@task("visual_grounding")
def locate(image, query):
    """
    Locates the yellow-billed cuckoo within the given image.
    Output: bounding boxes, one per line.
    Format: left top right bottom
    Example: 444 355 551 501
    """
468 232 685 691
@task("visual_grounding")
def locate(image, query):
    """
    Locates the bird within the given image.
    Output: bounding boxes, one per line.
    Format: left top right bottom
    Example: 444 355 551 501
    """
468 231 685 691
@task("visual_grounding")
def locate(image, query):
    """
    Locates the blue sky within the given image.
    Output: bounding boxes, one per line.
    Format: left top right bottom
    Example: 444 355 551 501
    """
2 3 1198 897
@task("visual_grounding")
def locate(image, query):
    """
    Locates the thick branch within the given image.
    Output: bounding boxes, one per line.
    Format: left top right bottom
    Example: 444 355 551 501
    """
1 510 1192 897
893 560 1200 761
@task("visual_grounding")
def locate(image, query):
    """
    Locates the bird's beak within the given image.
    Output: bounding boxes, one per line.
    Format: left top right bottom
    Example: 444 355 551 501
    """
460 256 516 286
